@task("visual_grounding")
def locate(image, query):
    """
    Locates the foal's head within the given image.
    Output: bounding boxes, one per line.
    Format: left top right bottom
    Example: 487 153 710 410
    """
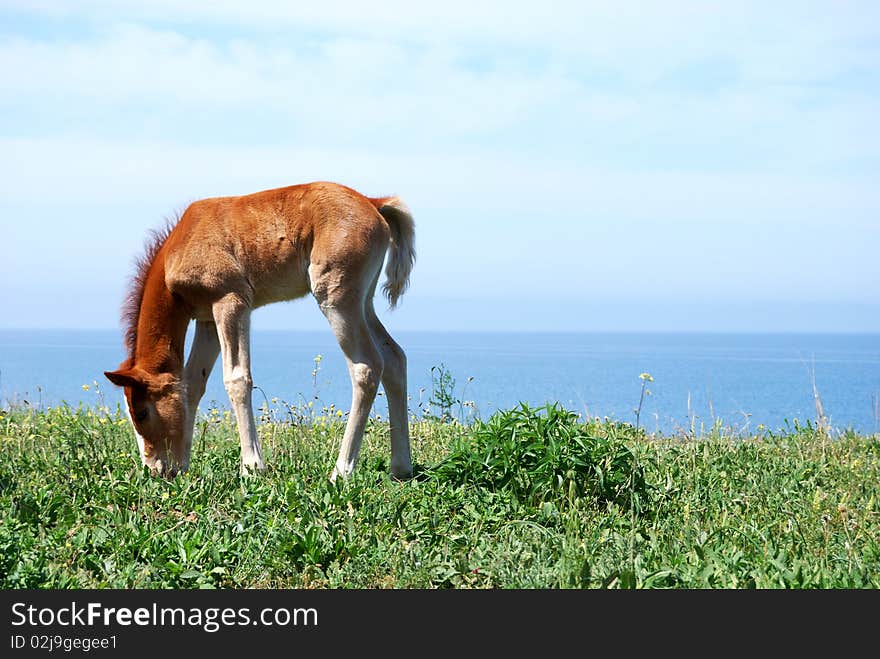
104 366 189 477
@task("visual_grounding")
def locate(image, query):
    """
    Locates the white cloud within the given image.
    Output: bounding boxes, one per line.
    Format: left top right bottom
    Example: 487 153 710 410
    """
0 22 584 147
5 1 878 80
2 16 878 174
3 135 877 221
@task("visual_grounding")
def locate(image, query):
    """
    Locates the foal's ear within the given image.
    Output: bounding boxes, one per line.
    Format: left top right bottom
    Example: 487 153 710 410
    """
104 368 147 390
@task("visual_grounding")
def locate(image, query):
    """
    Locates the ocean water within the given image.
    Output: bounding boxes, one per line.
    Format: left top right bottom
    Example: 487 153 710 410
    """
0 329 878 435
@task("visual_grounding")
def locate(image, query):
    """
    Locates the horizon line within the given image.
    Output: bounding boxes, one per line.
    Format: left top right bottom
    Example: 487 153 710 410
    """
0 327 878 336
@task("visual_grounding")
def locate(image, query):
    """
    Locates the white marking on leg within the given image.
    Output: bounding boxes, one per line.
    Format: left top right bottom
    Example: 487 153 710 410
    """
181 320 221 467
322 305 383 481
364 276 412 479
213 296 265 475
367 305 412 479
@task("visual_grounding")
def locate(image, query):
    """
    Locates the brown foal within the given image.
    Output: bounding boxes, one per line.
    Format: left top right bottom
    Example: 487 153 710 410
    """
104 181 415 480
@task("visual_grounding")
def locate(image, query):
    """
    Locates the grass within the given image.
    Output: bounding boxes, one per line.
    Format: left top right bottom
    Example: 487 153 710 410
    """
1 399 879 589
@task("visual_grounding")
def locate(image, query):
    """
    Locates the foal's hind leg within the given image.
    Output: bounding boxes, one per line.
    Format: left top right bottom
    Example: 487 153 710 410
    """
327 309 384 481
212 293 265 475
311 273 384 480
365 296 412 479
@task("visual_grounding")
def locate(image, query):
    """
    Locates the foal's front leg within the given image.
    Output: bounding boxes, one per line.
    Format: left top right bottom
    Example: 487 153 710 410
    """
179 320 221 471
212 294 265 474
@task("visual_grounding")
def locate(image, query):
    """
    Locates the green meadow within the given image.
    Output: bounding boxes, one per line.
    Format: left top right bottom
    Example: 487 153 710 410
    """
2 393 879 589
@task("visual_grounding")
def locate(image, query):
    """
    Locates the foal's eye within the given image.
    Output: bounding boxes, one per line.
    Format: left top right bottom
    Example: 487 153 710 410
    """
134 409 148 423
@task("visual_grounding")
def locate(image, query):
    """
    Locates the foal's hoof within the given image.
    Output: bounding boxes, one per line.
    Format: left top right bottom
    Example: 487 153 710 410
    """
330 459 358 482
390 462 413 481
240 461 266 477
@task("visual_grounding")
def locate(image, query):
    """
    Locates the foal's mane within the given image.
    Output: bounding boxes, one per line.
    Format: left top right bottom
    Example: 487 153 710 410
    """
121 213 181 365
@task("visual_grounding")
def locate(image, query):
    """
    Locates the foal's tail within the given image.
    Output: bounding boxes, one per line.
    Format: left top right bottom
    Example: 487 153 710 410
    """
372 196 416 309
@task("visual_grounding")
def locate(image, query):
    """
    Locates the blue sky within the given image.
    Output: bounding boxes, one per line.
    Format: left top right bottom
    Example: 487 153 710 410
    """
1 1 878 332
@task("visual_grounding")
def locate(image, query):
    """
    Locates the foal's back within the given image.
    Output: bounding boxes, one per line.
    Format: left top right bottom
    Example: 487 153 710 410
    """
163 181 390 314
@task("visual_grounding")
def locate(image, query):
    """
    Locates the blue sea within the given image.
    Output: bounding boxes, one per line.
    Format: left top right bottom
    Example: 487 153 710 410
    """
0 329 878 435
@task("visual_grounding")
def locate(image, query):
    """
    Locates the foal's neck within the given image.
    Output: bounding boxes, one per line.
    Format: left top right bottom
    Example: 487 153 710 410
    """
134 254 190 376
